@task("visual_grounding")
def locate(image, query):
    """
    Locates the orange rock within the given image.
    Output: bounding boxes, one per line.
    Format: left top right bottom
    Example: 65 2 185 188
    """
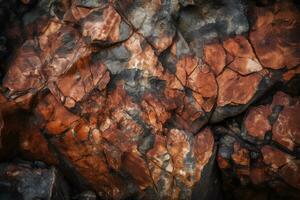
249 2 300 69
1 0 300 199
217 69 262 107
282 66 300 81
244 105 272 140
81 6 132 44
223 36 255 58
272 99 300 150
122 151 153 190
204 43 226 75
3 40 43 93
231 143 250 166
217 156 231 169
261 145 293 170
36 94 80 135
223 36 263 75
19 126 58 165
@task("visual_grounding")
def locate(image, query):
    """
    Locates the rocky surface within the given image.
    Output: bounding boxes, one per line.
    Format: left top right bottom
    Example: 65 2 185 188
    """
0 160 70 200
216 91 300 199
0 0 299 199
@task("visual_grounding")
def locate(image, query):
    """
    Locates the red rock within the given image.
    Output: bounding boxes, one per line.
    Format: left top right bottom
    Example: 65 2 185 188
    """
272 99 300 150
223 36 254 58
203 43 226 75
282 66 300 81
261 145 293 170
271 91 291 107
19 126 58 165
1 0 300 199
217 156 231 169
244 105 272 140
223 36 263 75
216 69 262 107
249 2 300 69
122 151 153 190
231 143 250 166
217 91 300 194
187 64 217 111
3 40 43 93
80 6 132 45
140 93 172 133
228 57 262 75
35 94 80 135
55 57 110 108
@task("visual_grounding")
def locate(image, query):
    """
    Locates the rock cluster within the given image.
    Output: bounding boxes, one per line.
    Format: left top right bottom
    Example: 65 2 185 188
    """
0 0 299 199
216 91 300 199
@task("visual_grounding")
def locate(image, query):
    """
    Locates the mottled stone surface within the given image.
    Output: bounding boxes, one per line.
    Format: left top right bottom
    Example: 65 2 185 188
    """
216 91 300 199
249 1 300 69
0 0 299 199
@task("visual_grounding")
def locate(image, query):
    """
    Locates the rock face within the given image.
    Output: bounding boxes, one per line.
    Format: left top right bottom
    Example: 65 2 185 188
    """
0 0 299 199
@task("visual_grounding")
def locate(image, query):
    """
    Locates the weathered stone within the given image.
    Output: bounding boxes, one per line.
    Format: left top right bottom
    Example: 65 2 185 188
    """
203 43 225 75
223 36 263 75
216 91 300 198
0 0 299 199
244 105 272 140
178 0 249 57
3 40 44 93
0 160 70 200
115 0 177 53
249 1 300 69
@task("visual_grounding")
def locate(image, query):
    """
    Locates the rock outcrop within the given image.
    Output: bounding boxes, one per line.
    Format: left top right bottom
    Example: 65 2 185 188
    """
0 0 299 199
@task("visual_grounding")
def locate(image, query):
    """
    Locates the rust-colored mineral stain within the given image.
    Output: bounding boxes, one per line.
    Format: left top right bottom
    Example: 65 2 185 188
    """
20 127 58 165
3 40 43 92
223 36 263 75
0 0 300 199
244 105 272 140
250 2 300 69
217 69 262 107
203 43 226 75
261 145 293 169
82 6 122 42
122 151 153 190
231 143 250 166
272 103 300 150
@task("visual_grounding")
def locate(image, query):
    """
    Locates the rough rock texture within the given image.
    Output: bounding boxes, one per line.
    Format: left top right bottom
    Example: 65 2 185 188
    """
0 0 299 199
216 91 300 199
0 160 69 200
